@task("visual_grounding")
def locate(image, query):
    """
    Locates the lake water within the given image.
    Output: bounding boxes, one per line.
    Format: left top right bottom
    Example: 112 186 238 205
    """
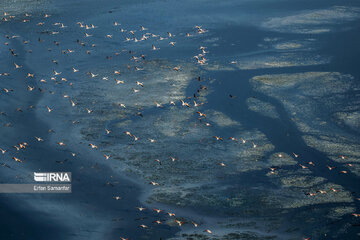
0 0 360 239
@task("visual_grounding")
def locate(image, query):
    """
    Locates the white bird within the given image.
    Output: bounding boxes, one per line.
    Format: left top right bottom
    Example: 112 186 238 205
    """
115 79 124 84
137 207 146 211
180 100 191 107
0 148 6 154
90 72 98 78
14 63 22 69
155 102 163 108
89 143 98 149
149 181 159 186
34 137 44 142
193 101 203 107
175 220 184 226
167 212 176 217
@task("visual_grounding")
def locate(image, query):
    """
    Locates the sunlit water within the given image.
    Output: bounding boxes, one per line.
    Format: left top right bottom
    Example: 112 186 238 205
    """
0 0 360 239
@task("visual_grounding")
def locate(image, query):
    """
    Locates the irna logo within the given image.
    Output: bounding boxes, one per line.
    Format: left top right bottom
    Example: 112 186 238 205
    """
34 172 71 182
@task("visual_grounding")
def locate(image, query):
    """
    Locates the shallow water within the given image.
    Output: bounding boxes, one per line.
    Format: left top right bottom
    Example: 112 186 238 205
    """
0 0 360 239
